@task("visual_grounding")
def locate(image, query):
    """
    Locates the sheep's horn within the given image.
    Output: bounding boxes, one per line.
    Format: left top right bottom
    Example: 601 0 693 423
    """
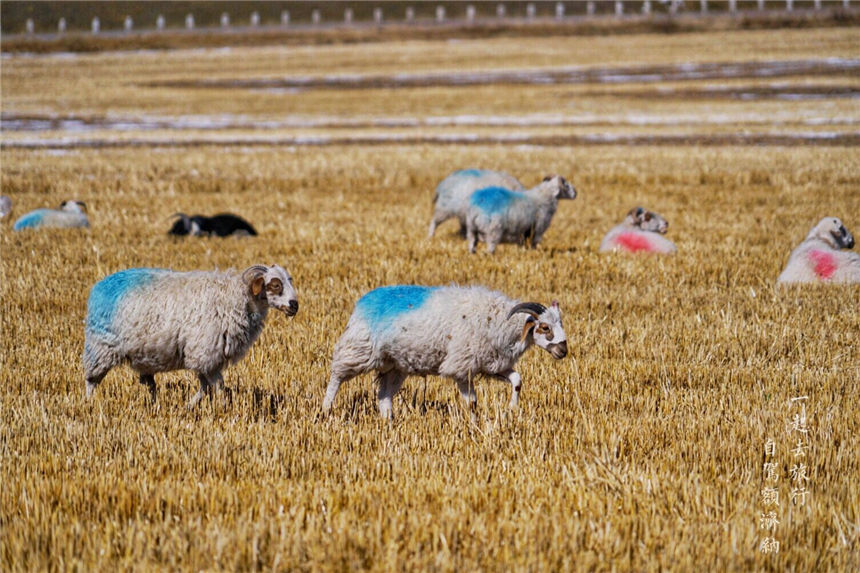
168 212 189 222
242 265 269 283
507 302 547 320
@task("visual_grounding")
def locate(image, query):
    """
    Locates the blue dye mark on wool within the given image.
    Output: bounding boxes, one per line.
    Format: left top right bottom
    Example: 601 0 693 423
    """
13 209 48 231
356 286 438 330
86 268 166 334
455 169 487 178
470 186 525 215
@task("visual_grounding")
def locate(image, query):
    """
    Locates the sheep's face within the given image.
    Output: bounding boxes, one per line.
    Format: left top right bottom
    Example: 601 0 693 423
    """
245 264 299 316
812 217 855 250
542 175 577 200
60 200 87 214
509 301 568 359
531 303 568 359
626 207 669 234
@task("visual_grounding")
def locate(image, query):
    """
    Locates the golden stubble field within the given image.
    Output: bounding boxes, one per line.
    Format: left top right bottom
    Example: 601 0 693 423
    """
2 26 860 572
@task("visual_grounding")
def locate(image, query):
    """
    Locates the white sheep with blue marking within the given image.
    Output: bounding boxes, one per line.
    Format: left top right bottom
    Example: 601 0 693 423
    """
428 169 526 238
322 285 568 419
777 217 859 284
13 200 89 231
599 207 677 254
84 264 298 406
465 175 575 254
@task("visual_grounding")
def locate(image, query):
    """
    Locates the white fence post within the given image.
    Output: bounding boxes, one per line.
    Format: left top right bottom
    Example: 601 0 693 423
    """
156 15 165 30
786 0 793 11
91 17 100 34
124 16 133 31
643 0 651 14
25 18 34 34
344 8 353 24
615 1 624 17
250 11 260 26
436 6 446 22
281 11 290 25
587 2 595 16
467 5 476 21
757 0 765 10
58 18 66 33
374 7 383 24
844 0 850 8
556 2 565 19
405 7 415 21
526 3 536 18
497 4 506 18
185 14 195 29
700 0 708 13
813 0 821 8
729 0 737 13
312 9 321 24
221 13 230 27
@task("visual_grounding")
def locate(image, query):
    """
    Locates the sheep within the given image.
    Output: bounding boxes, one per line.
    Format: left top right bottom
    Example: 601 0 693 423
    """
777 217 859 284
13 200 89 231
0 195 11 219
464 175 575 254
168 212 258 237
84 264 298 406
428 169 525 238
599 207 677 254
322 285 568 419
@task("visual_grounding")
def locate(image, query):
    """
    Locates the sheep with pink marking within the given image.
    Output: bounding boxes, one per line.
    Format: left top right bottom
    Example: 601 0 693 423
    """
777 217 859 284
599 207 677 254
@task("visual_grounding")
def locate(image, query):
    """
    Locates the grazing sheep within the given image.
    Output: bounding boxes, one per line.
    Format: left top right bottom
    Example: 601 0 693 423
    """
465 175 575 254
599 207 677 254
323 285 568 419
0 196 11 219
429 169 525 238
13 200 89 231
777 217 859 284
84 264 298 406
169 213 258 237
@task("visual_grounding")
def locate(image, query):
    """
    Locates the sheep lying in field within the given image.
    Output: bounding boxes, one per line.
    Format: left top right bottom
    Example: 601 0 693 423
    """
13 200 89 231
323 285 568 419
777 217 859 284
0 196 11 219
169 212 258 237
84 264 298 406
599 207 677 254
465 176 575 254
429 169 526 238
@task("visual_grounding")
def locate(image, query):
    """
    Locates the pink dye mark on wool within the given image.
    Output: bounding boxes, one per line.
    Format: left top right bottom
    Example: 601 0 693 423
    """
809 250 837 279
616 232 653 253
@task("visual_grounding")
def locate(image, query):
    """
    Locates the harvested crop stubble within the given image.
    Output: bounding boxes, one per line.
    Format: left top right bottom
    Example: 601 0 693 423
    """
1 143 858 571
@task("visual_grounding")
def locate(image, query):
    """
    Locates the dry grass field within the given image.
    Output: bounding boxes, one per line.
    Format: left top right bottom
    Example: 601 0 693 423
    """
2 24 859 571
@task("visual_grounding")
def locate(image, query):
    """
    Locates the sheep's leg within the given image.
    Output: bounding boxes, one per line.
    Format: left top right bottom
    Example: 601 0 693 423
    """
456 377 478 413
377 370 407 420
209 371 232 405
139 374 157 403
467 223 478 254
486 228 503 255
189 373 211 408
501 370 522 408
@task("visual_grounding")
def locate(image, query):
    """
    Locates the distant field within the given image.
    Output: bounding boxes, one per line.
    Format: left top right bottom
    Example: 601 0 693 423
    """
1 25 859 571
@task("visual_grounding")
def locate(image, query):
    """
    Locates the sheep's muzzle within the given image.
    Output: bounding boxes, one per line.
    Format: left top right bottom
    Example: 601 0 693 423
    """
549 341 568 359
279 300 299 316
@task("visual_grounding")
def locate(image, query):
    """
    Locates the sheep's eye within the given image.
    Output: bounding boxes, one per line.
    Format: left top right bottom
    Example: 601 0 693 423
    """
537 323 550 334
267 279 283 295
644 213 652 221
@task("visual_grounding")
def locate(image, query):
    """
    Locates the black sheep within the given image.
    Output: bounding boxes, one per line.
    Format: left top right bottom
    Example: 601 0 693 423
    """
169 213 258 237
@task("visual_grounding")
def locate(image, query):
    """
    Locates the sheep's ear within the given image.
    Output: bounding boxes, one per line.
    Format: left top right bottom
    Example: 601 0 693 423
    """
521 318 536 341
250 276 265 297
